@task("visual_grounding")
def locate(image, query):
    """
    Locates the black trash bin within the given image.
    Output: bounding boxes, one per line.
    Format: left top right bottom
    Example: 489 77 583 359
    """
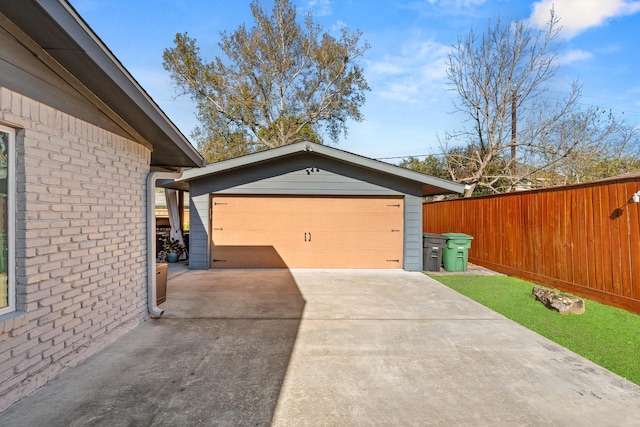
423 233 448 272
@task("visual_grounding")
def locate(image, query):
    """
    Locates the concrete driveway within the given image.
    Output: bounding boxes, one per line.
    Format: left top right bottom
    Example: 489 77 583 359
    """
2 269 639 426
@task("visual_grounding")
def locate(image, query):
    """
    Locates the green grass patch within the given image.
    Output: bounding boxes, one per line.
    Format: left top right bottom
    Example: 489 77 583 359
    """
429 274 640 386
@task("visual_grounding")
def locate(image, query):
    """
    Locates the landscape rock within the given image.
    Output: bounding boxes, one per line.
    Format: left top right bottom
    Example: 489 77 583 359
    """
532 286 585 315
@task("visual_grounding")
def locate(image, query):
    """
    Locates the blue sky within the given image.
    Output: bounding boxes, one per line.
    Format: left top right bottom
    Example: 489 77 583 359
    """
71 0 640 161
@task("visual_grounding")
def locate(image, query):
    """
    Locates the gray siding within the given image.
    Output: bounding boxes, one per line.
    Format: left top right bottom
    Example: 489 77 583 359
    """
187 155 415 197
403 195 424 271
188 194 210 269
187 152 425 270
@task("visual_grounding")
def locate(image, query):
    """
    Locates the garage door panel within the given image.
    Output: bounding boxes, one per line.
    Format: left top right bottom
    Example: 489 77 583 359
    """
211 246 288 268
211 196 403 268
219 214 277 231
213 230 302 246
213 210 308 232
287 250 401 268
311 231 402 250
317 213 400 233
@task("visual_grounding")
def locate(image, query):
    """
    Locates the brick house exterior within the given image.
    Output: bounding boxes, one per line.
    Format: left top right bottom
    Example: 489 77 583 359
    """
0 1 203 410
0 92 150 406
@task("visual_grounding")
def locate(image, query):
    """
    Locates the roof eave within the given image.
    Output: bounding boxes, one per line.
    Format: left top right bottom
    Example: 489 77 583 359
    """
0 0 205 169
177 142 466 195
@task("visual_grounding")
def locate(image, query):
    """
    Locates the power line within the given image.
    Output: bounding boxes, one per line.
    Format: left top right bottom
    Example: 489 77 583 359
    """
375 153 447 160
375 155 429 160
540 91 640 117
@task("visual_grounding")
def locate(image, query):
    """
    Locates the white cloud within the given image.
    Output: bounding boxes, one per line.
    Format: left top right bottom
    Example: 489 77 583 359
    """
306 0 332 17
420 0 486 7
557 49 593 65
366 36 451 104
530 0 640 38
369 62 405 75
405 0 487 15
330 20 347 33
447 0 486 6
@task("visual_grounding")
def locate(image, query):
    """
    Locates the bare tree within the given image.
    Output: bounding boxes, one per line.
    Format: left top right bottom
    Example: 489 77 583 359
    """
163 0 370 162
444 12 635 196
529 108 639 185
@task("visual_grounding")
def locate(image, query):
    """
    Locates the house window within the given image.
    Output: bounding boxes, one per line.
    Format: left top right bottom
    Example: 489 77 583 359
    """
0 125 14 316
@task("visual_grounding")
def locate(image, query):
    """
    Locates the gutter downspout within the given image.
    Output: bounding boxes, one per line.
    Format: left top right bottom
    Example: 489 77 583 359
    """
147 168 184 317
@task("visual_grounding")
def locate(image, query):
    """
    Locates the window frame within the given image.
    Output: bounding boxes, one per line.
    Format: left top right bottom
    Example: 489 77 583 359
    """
0 124 15 316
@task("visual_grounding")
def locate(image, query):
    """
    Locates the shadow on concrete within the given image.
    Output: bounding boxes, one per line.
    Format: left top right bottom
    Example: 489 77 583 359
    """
210 245 289 268
0 268 305 427
159 268 306 425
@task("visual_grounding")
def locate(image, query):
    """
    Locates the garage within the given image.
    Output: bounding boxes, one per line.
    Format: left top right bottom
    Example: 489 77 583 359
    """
164 142 465 271
210 195 404 268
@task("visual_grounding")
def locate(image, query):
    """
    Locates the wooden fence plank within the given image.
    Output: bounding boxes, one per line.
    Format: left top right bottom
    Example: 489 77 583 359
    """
514 196 524 271
600 185 613 294
608 183 624 296
585 185 599 291
570 187 585 287
526 192 536 273
618 183 632 298
539 192 549 278
563 189 575 284
627 181 640 300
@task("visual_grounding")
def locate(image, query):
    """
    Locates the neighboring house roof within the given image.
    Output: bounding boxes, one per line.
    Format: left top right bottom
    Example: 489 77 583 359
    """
165 142 467 196
0 0 205 168
590 170 640 183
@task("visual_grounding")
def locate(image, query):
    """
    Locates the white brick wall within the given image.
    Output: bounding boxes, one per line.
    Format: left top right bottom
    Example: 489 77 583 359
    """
0 88 151 410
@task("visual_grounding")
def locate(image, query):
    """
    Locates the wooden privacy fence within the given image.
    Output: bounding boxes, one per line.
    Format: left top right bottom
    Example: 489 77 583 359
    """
423 173 640 314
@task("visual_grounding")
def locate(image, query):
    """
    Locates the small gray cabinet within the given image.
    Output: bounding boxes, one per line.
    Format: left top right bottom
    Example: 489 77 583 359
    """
156 263 167 304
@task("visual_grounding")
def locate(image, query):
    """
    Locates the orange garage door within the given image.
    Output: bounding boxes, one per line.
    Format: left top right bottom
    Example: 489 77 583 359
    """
210 196 404 268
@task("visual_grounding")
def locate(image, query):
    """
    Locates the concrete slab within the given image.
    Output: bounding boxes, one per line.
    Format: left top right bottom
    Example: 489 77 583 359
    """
1 269 639 426
427 262 502 276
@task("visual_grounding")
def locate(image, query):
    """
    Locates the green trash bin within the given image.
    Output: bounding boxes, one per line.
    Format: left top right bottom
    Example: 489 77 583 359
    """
442 233 473 272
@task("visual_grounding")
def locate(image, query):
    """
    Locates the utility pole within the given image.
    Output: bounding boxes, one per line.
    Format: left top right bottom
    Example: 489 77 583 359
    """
511 89 517 175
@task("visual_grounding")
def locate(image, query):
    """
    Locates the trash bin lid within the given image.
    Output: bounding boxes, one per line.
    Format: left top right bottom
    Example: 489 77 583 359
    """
442 233 473 240
423 233 448 246
423 233 445 238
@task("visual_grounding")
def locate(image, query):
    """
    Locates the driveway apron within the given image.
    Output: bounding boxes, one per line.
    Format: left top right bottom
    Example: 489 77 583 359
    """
1 269 639 426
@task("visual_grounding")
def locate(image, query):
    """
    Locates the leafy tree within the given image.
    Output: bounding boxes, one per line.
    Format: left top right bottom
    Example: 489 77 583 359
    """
191 119 252 164
444 12 638 196
257 116 322 145
400 147 512 196
398 155 448 179
399 154 458 201
444 145 513 195
163 0 370 162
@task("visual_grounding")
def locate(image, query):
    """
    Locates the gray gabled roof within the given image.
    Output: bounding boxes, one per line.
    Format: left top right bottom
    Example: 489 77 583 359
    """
0 0 205 168
171 142 466 196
